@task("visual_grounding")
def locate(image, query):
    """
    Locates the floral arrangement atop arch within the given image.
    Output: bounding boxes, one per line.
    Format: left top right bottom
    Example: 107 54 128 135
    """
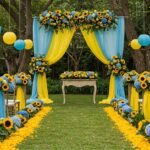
39 10 118 31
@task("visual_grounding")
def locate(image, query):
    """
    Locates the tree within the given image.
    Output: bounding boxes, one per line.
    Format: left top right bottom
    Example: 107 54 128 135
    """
109 0 150 72
0 0 53 74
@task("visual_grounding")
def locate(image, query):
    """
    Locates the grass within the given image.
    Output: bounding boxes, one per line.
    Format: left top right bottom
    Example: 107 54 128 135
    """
18 95 134 150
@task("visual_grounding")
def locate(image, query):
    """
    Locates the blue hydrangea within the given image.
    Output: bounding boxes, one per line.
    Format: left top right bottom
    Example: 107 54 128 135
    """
122 105 132 113
18 110 29 119
145 124 150 136
11 116 21 127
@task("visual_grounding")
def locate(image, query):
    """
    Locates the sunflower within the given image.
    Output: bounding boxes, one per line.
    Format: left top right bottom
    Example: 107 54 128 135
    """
38 67 44 73
119 100 125 104
82 11 88 16
55 10 61 14
141 82 148 89
130 111 138 118
23 79 28 85
3 73 10 78
42 19 47 25
139 75 146 82
27 108 33 113
64 11 70 16
3 118 13 130
36 102 42 107
119 108 123 114
21 117 27 124
74 14 79 20
126 76 131 82
2 83 9 91
112 56 118 59
120 59 125 64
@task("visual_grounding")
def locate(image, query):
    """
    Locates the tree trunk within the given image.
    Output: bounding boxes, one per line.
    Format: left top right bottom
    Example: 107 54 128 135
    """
110 0 146 73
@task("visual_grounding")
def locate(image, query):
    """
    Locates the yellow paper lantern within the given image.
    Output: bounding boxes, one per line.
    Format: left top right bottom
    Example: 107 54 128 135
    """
130 39 141 50
3 32 17 45
24 39 33 50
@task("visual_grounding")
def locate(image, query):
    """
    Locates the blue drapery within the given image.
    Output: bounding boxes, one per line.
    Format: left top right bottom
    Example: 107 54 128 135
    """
94 16 125 98
27 17 54 104
0 91 5 118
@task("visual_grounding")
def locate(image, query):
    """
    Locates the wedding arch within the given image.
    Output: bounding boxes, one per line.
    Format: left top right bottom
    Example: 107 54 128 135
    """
27 10 125 104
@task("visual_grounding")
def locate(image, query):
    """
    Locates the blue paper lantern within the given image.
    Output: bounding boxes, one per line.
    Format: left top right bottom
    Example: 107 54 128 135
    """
14 40 25 51
138 34 150 46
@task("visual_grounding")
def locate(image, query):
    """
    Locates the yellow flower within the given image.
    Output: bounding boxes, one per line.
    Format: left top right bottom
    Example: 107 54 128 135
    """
119 108 123 114
139 75 146 82
82 11 88 16
130 111 138 118
126 76 131 82
112 56 118 59
2 83 9 91
36 102 42 107
64 11 70 16
38 67 44 73
55 10 61 14
141 82 148 89
3 118 13 130
0 77 3 82
3 73 10 78
23 79 28 85
27 108 33 114
138 121 144 131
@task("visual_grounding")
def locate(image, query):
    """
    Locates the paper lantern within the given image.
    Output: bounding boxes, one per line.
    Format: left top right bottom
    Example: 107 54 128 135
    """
14 40 25 51
138 34 150 46
130 39 141 50
24 39 33 50
3 32 17 45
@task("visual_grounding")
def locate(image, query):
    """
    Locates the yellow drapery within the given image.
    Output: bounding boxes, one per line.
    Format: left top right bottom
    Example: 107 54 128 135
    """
81 28 115 104
16 86 25 109
143 90 150 119
80 28 109 65
130 86 139 112
37 28 75 103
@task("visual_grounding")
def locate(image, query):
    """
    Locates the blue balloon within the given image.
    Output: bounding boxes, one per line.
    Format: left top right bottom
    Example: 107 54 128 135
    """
14 40 25 51
138 34 150 46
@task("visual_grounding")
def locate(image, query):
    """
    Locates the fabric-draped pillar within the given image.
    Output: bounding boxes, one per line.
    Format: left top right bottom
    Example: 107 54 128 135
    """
81 16 125 104
27 17 75 104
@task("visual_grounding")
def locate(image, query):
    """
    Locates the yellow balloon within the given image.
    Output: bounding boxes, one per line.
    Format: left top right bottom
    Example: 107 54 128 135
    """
24 39 33 50
3 32 17 45
130 39 141 50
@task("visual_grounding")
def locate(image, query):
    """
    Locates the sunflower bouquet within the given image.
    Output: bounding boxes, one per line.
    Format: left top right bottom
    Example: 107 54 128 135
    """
137 120 150 137
0 77 9 92
107 56 127 76
39 10 118 31
15 72 32 86
29 57 49 74
60 71 98 79
122 70 139 84
134 71 150 91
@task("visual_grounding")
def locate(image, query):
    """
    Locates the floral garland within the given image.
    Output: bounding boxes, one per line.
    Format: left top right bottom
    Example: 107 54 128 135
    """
29 57 49 74
0 99 44 141
15 72 32 86
0 107 51 149
60 71 98 79
134 71 150 91
122 70 139 84
39 10 118 31
107 56 127 75
104 107 150 149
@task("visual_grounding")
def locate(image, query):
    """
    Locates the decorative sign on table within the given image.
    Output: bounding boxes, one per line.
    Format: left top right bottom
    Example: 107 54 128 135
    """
60 71 98 104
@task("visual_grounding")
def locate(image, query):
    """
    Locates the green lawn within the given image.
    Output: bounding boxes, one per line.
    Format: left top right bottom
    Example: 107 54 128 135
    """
18 95 133 150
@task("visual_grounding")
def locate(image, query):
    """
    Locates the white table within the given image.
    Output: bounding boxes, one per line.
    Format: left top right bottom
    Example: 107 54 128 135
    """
61 79 97 104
